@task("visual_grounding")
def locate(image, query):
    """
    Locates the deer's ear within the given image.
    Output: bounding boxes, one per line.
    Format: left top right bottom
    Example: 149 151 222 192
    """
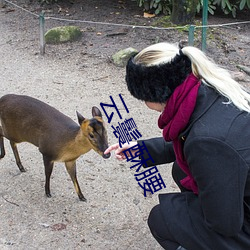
76 111 85 125
92 106 102 118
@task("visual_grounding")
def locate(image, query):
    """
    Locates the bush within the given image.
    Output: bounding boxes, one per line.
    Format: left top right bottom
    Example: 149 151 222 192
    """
136 0 172 15
136 0 250 17
38 0 58 4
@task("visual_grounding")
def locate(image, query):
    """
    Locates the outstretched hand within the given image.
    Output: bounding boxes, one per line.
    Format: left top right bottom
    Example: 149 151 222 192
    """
104 142 138 160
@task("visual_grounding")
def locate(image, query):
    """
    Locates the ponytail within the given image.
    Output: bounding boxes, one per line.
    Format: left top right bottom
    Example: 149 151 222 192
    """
182 46 250 112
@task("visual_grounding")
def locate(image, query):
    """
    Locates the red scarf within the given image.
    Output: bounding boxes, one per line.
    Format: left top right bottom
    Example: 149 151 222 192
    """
158 73 200 194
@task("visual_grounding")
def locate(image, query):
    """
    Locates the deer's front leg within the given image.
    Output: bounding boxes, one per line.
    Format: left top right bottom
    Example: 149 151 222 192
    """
43 155 54 198
65 160 86 202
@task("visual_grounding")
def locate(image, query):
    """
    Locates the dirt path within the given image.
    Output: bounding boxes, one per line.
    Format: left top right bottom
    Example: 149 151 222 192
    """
0 1 249 249
0 3 175 250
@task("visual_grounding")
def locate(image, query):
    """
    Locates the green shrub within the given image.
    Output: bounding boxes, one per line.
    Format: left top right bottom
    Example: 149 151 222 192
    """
196 0 216 15
213 0 250 17
136 0 172 15
136 0 250 17
38 0 58 4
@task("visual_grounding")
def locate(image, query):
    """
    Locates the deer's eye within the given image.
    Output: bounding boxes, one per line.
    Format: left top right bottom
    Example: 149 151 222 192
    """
89 133 94 139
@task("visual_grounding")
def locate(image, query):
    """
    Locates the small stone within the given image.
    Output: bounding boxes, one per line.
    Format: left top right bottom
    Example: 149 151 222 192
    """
112 47 138 67
0 0 6 8
39 223 50 228
133 197 140 205
51 223 67 231
231 71 247 82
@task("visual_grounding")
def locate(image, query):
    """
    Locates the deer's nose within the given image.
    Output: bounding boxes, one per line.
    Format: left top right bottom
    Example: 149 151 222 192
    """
103 152 111 159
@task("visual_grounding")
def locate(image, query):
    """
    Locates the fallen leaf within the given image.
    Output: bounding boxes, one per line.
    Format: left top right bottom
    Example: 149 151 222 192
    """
143 12 155 18
51 223 67 231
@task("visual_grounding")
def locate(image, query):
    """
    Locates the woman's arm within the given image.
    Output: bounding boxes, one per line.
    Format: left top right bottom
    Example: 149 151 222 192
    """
104 137 175 167
138 137 175 167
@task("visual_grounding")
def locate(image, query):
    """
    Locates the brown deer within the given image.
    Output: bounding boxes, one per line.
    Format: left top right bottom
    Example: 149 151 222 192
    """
0 94 111 201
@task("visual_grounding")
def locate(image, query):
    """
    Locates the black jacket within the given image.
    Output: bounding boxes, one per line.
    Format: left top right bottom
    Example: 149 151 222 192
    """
139 84 250 249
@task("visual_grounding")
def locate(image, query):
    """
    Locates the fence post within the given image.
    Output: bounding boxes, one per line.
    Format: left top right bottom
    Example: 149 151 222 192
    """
201 0 208 51
39 11 45 55
188 25 195 46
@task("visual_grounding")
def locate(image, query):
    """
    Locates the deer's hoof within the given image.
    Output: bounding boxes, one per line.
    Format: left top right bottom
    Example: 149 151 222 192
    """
79 196 87 202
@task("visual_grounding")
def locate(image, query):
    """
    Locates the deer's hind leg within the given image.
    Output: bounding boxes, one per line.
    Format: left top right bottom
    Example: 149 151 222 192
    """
10 141 26 172
0 126 5 159
65 161 86 202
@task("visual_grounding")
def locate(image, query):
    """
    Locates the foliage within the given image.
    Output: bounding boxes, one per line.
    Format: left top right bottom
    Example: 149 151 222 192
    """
196 0 216 15
210 0 238 17
38 0 58 4
136 0 250 17
239 0 250 9
136 0 172 15
213 0 250 16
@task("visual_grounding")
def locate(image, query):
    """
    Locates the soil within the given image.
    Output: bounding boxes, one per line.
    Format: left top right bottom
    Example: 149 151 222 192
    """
0 0 249 249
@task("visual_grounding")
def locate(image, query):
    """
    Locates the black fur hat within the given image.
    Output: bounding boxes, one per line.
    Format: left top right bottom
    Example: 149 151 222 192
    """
125 52 192 103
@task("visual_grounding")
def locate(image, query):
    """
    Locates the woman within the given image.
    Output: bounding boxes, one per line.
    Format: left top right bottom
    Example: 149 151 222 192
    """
104 42 250 250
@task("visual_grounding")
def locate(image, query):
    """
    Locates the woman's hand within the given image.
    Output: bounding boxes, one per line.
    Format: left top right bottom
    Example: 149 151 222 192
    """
104 142 138 160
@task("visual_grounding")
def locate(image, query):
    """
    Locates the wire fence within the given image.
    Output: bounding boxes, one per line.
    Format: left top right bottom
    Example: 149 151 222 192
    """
3 0 250 55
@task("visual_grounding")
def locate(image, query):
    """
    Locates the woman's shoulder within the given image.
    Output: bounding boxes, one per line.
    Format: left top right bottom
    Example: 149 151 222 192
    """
185 84 250 148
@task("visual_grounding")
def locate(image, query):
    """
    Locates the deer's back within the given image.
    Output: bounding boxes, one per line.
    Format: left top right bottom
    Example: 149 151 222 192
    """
0 94 79 147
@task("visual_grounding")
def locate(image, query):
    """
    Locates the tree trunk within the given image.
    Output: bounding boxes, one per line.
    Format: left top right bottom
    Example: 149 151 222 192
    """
171 0 198 25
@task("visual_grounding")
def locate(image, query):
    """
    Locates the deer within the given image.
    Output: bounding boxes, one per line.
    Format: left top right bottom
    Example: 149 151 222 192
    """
0 94 111 202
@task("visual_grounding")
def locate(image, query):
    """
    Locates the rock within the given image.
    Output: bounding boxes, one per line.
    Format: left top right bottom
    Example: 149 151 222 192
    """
45 26 82 44
236 65 250 76
112 47 138 67
231 71 247 82
0 0 5 8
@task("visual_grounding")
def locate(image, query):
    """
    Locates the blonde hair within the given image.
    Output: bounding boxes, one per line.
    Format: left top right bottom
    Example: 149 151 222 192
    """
134 42 250 113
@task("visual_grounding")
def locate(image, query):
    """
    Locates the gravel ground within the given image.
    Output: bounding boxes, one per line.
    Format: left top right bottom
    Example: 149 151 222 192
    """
0 1 249 249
